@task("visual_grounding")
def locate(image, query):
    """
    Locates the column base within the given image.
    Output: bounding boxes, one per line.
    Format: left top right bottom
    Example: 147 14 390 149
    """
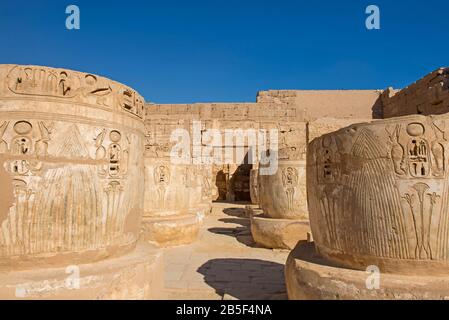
190 203 212 216
286 242 449 300
142 214 201 247
250 213 310 250
0 243 164 300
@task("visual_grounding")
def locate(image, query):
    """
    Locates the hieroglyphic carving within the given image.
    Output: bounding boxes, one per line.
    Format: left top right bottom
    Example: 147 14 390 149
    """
95 129 130 178
154 165 170 208
308 116 449 267
0 121 140 259
80 74 113 107
386 125 406 176
202 168 212 201
119 87 144 118
282 167 298 210
0 121 9 153
7 121 43 176
431 120 445 177
406 123 430 177
5 65 145 118
35 121 54 157
0 65 145 264
316 136 341 184
8 66 80 98
278 123 307 161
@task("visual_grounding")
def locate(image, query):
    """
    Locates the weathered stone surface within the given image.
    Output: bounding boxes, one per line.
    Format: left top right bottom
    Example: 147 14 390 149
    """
6 62 440 300
382 67 449 118
259 160 308 220
286 242 449 300
0 64 145 269
256 90 382 120
0 243 164 300
142 214 201 247
249 168 259 205
307 113 449 275
147 90 380 202
0 64 166 300
251 214 309 250
143 113 213 245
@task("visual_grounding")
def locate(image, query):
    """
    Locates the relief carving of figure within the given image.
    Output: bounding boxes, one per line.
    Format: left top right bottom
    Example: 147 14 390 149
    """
0 121 9 153
35 121 54 157
386 124 406 176
154 165 170 208
431 120 446 177
282 167 298 210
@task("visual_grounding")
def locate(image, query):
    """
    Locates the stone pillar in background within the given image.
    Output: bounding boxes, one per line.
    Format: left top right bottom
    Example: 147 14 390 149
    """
141 118 212 247
287 113 449 299
249 165 259 205
250 122 310 250
0 64 163 299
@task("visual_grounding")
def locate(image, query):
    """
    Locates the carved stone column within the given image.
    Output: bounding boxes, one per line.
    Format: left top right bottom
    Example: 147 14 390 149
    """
250 122 310 250
141 117 212 247
287 114 449 299
141 160 203 247
0 64 163 299
249 167 259 205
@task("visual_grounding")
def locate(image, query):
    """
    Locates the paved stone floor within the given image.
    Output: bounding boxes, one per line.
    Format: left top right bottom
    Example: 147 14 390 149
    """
161 202 289 300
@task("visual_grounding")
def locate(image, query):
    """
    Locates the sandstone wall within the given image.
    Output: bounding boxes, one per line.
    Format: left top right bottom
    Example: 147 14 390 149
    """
382 68 449 118
256 90 382 120
147 89 380 160
145 90 378 203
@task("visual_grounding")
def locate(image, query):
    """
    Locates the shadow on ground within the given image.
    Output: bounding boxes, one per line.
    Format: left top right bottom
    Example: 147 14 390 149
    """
222 207 247 217
197 258 287 300
208 217 256 247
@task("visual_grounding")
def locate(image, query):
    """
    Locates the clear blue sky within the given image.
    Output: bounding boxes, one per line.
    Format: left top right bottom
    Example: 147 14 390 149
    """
0 0 447 103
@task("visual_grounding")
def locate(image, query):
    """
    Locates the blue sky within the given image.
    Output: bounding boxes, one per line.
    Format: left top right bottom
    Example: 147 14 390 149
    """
0 0 447 103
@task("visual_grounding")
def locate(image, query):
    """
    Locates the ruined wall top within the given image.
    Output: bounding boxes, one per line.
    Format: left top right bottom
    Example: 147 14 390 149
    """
0 64 145 119
145 90 381 122
256 90 382 120
382 67 449 118
145 102 303 122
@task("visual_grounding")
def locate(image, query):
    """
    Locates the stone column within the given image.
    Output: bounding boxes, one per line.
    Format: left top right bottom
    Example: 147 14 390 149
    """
0 64 163 299
141 160 203 247
249 166 259 205
286 114 449 299
141 116 213 247
250 122 310 250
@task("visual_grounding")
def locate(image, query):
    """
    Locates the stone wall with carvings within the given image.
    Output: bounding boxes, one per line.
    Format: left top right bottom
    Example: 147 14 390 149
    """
145 91 379 203
0 64 145 269
382 68 449 118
